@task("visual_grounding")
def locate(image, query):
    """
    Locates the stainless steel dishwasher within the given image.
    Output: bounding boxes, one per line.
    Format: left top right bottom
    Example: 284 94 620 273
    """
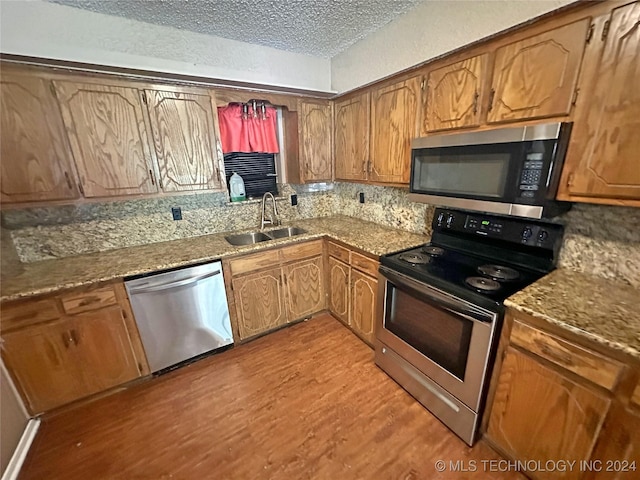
125 261 233 373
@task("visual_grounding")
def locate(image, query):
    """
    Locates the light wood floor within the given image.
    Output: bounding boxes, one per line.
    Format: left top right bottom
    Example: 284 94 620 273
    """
20 314 524 479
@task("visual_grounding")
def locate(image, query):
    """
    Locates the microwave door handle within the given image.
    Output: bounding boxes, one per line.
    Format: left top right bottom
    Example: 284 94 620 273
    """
380 266 496 324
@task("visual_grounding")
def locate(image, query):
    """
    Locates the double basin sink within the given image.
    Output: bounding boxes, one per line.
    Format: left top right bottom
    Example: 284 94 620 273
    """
224 227 307 246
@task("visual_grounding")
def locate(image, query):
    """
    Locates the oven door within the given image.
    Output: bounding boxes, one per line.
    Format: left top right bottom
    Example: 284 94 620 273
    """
377 267 499 411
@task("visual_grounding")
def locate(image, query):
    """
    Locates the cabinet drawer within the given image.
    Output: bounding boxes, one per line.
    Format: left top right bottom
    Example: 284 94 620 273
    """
1 298 61 331
328 241 350 263
510 320 623 391
61 285 118 315
228 248 283 276
350 252 379 277
281 239 323 263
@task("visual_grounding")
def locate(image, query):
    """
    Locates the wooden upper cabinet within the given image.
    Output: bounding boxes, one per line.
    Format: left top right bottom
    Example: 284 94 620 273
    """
334 93 370 181
487 19 591 124
370 77 420 184
144 89 222 192
54 81 158 198
422 54 488 133
558 3 640 202
299 100 332 183
0 73 79 203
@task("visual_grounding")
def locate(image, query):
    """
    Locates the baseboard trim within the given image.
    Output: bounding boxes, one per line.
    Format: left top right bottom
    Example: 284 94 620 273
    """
1 418 40 480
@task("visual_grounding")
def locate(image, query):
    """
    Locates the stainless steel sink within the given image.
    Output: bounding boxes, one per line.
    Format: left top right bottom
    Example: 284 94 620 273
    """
224 232 271 246
265 227 307 239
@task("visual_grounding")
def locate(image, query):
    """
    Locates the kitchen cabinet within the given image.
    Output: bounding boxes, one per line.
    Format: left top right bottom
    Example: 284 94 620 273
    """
297 100 333 183
487 19 590 124
487 346 610 480
224 240 326 342
328 256 350 326
558 2 640 204
327 241 379 346
283 256 325 320
369 77 420 184
232 266 287 341
421 54 488 133
0 282 148 415
54 80 159 198
0 72 80 203
484 308 640 480
334 93 370 181
144 89 223 192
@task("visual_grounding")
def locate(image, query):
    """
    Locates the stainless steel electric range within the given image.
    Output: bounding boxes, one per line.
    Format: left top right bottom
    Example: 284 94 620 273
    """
376 207 564 445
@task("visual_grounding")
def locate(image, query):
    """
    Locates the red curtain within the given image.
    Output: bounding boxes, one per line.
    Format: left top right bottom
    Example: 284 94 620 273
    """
217 103 280 154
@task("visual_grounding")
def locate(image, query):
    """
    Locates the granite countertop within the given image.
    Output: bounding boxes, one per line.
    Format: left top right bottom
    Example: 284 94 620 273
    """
505 269 640 360
0 215 426 303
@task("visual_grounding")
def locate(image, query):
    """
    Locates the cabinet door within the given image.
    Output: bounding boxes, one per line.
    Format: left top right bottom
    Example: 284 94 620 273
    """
0 73 79 203
422 54 488 133
54 81 158 198
585 405 640 480
1 319 84 414
328 256 350 326
70 306 140 396
283 256 325 321
487 19 590 124
145 89 222 192
370 77 420 184
334 93 369 181
559 4 640 201
232 267 287 341
350 269 378 345
487 347 610 480
299 101 332 182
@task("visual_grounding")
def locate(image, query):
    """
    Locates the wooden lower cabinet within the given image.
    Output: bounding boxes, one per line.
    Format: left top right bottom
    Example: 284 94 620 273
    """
327 241 379 346
1 283 146 415
284 256 325 320
226 240 326 342
487 346 610 480
350 269 378 345
232 267 287 340
328 256 350 325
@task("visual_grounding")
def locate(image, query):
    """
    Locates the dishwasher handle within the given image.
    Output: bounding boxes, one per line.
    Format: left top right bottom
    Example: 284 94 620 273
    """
128 270 221 295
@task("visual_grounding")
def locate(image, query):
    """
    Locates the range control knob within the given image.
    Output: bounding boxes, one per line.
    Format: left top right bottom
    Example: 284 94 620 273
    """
538 230 549 242
521 227 533 240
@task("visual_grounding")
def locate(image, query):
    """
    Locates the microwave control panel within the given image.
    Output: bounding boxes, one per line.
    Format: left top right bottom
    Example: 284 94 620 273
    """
518 152 545 198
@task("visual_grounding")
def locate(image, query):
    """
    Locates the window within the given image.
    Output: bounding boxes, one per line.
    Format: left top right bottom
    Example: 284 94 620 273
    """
223 152 278 199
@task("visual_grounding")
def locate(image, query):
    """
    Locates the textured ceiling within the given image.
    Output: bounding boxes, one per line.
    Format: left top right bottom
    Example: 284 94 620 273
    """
49 0 424 58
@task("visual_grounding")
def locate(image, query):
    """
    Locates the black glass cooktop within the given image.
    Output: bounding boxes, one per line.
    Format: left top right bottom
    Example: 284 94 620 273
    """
381 243 547 306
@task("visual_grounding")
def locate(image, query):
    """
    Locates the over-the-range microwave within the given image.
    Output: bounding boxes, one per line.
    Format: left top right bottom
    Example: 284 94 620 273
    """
408 122 573 219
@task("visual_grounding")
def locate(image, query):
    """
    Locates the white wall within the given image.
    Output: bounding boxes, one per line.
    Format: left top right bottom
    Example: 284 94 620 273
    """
0 0 332 92
1 361 29 476
331 0 576 93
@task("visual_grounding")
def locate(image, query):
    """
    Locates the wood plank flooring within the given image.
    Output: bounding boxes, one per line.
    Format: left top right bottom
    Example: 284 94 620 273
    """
19 314 524 479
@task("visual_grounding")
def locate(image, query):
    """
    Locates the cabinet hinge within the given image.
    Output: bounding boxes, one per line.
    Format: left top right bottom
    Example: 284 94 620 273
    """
49 82 57 97
601 20 610 41
420 79 425 90
586 23 595 44
571 88 579 106
78 182 85 196
142 91 148 105
567 172 575 187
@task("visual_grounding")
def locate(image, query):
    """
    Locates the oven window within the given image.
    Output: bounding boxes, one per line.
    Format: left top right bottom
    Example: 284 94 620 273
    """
385 285 473 380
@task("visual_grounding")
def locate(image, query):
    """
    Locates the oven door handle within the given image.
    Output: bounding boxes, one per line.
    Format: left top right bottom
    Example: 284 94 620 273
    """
379 266 497 324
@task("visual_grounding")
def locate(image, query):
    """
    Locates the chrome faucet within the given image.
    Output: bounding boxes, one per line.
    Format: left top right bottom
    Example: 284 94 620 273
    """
260 192 280 230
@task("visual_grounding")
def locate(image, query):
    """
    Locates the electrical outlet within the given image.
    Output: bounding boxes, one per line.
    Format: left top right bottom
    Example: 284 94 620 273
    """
290 194 298 206
171 207 182 221
359 192 365 204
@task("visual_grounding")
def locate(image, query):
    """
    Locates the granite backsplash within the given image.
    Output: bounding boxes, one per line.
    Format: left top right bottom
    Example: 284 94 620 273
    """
2 185 638 288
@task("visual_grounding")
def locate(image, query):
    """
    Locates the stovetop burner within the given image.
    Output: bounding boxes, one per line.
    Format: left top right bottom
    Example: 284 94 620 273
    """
478 264 520 282
422 246 445 257
465 276 501 293
398 252 430 265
